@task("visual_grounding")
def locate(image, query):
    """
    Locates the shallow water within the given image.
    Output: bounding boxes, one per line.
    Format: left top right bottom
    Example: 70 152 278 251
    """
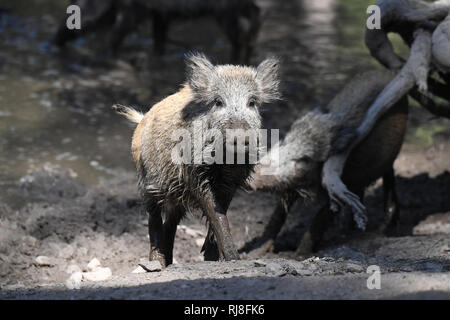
0 0 448 208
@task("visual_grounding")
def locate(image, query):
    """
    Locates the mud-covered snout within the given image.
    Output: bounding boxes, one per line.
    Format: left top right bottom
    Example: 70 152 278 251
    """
223 119 259 155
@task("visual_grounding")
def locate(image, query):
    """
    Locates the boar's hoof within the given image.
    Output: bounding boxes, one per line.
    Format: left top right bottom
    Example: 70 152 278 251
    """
149 251 167 268
223 247 240 261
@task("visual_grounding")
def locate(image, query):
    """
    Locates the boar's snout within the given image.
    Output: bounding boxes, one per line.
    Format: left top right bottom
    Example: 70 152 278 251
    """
226 118 252 131
223 119 259 155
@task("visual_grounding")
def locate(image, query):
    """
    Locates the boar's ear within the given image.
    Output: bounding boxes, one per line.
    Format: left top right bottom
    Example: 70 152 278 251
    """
185 53 215 97
256 57 281 103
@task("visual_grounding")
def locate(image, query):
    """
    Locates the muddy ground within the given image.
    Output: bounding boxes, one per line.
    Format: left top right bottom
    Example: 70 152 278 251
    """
1 140 449 299
0 0 450 299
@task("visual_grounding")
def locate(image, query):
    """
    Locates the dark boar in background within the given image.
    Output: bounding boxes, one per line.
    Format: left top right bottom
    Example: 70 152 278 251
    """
54 0 262 64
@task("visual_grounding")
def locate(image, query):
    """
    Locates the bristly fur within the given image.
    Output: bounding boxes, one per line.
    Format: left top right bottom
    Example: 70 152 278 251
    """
185 52 281 104
112 104 144 124
246 69 409 255
249 69 405 201
255 57 282 103
116 52 280 244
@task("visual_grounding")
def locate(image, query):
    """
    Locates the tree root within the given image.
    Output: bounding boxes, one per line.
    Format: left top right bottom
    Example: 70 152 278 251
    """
322 29 433 228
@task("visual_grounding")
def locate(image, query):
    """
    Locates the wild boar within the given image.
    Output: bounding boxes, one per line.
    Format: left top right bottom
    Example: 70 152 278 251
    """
115 53 280 266
247 69 408 255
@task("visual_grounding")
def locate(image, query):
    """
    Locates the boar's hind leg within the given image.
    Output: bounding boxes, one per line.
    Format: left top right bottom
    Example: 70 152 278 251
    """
296 203 333 255
200 194 239 261
146 201 166 267
379 167 400 236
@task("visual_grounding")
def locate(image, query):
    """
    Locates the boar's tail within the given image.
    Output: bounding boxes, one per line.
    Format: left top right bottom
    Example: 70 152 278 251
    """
112 104 144 124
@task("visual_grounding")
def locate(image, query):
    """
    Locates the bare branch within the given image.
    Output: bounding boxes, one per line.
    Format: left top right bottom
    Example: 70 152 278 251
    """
365 0 450 70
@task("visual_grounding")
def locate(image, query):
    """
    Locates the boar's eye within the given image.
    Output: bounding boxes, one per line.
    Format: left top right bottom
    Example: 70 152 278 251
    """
248 97 258 108
213 98 224 107
295 156 313 165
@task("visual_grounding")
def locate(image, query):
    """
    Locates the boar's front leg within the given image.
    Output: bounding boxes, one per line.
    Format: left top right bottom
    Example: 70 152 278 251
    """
200 193 239 261
146 200 167 267
296 204 333 256
379 167 400 236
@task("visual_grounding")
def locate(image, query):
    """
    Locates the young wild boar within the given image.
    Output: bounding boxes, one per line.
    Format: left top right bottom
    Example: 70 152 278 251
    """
248 69 408 255
115 53 280 267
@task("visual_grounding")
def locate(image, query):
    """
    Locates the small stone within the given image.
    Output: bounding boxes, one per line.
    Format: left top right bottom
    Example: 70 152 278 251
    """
90 160 99 167
82 267 112 282
21 236 37 247
66 264 81 274
253 259 268 267
35 256 53 267
296 269 313 276
131 266 146 274
345 263 365 273
66 272 82 289
59 245 74 259
265 262 287 277
87 258 101 271
77 247 88 256
138 259 162 272
307 263 318 272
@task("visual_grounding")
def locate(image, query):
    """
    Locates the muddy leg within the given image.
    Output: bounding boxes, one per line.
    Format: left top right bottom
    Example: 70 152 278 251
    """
296 201 334 255
146 201 166 267
161 206 183 266
200 193 239 261
380 167 400 235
